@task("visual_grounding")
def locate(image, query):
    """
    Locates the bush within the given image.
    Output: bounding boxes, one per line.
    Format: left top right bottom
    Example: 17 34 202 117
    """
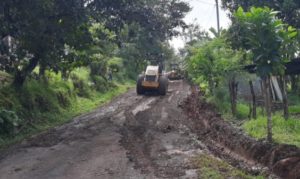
90 61 107 77
207 86 230 113
71 74 91 98
56 91 71 108
91 76 109 92
19 80 61 113
91 75 117 92
108 57 123 73
0 109 22 135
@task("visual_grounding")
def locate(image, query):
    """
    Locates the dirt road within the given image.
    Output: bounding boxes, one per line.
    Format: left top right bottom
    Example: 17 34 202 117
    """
0 80 208 179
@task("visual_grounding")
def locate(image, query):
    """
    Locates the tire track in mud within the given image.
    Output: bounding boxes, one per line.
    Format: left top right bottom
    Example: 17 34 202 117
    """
0 80 276 179
120 81 208 178
0 90 152 179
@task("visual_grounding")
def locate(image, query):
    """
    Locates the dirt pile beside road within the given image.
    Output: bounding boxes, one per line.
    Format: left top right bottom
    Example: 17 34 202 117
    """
182 89 300 179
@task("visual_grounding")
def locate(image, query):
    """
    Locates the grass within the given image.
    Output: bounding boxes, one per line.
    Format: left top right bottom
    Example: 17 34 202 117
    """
215 97 300 147
236 103 250 119
243 114 300 147
289 105 300 114
0 68 134 149
192 153 264 179
0 82 133 148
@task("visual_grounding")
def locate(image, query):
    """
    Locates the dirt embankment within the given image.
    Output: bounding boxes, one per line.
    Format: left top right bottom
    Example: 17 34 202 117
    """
182 89 300 179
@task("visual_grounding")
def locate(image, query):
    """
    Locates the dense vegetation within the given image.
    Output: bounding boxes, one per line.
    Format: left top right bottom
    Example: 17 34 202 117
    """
0 0 190 147
185 5 300 145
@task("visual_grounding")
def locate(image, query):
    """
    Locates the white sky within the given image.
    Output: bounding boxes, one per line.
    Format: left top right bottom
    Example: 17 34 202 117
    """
170 0 231 50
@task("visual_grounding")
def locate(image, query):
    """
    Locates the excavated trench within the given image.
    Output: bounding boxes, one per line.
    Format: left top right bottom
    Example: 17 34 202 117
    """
182 88 300 179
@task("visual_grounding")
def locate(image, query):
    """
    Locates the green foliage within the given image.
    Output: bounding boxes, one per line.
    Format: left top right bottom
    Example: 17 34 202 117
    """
207 86 230 113
1 0 190 86
221 0 300 29
187 36 242 93
91 76 113 93
236 103 250 119
0 67 134 147
289 105 300 114
0 0 91 85
0 109 22 135
228 7 298 77
193 153 263 179
108 57 123 73
90 60 107 79
70 74 91 98
243 114 300 147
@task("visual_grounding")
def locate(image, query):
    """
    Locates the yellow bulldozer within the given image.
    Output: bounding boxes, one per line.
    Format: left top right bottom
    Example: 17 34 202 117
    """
136 65 168 95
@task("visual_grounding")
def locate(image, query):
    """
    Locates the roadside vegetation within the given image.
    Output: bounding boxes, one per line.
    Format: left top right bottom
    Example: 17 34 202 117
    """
0 0 190 148
193 153 264 179
184 1 300 146
0 67 134 148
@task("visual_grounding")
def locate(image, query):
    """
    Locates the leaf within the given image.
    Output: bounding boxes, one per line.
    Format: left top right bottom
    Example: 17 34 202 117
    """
288 31 297 38
270 11 280 15
254 54 263 62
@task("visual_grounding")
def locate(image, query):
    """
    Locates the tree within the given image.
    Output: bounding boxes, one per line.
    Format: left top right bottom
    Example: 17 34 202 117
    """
187 36 242 95
0 0 191 86
87 0 191 43
227 7 298 142
0 0 91 86
221 0 300 29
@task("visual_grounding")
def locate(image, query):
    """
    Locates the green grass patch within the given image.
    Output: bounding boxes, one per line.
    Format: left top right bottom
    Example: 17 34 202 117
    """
289 105 300 114
243 114 300 147
193 153 264 179
236 103 250 119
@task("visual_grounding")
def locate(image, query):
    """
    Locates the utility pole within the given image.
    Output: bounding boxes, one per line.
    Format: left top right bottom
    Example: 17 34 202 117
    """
215 0 220 35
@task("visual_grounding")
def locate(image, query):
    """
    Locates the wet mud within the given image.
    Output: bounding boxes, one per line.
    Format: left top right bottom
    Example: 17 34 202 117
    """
182 88 300 179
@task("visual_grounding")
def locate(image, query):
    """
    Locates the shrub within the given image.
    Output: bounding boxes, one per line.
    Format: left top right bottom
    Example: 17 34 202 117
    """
90 75 116 93
208 86 230 113
90 61 107 78
56 91 71 108
71 74 91 98
0 109 22 135
19 80 61 113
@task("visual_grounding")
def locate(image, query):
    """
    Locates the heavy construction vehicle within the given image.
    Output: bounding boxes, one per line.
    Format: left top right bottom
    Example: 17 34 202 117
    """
136 65 168 95
168 63 183 80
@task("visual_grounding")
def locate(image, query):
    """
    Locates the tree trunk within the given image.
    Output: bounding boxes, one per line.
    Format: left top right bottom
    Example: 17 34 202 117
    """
260 80 265 116
248 102 252 120
229 76 238 116
280 76 289 120
249 80 257 119
13 56 39 87
263 76 272 143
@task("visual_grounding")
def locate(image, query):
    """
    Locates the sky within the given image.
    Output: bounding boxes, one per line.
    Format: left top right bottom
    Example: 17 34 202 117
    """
170 0 231 50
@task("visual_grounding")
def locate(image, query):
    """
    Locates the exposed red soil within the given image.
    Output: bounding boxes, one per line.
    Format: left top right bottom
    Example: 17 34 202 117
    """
182 87 300 179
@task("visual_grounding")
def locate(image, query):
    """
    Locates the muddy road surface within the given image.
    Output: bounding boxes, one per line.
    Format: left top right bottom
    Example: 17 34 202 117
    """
0 80 207 179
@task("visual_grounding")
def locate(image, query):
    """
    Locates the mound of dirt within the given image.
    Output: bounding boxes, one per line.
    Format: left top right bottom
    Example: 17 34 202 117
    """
182 89 300 179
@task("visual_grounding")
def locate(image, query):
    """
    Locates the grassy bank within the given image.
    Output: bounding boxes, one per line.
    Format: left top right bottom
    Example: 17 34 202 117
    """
204 85 300 147
0 68 134 149
193 153 264 179
243 114 300 147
